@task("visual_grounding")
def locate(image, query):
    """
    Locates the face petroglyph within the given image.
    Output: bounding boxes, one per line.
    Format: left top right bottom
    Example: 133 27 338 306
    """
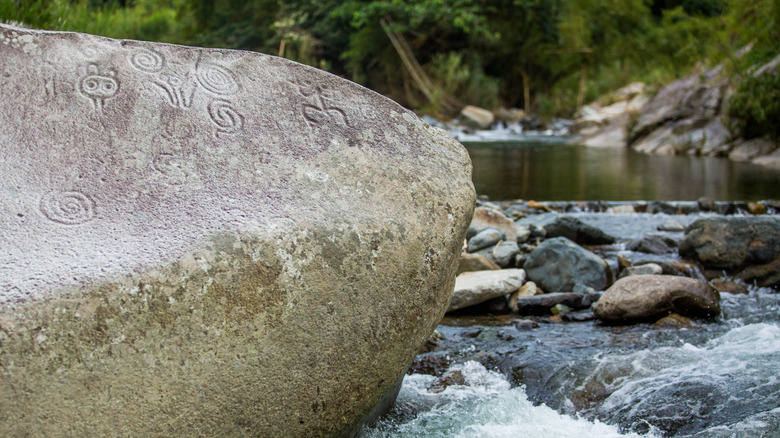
78 63 119 111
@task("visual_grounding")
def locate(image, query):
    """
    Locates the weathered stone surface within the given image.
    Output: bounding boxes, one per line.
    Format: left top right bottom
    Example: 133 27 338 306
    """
524 237 611 292
626 234 677 254
457 253 501 275
491 240 520 268
728 137 777 161
0 24 475 437
447 269 526 312
594 275 720 324
679 217 780 286
618 263 663 279
514 292 599 315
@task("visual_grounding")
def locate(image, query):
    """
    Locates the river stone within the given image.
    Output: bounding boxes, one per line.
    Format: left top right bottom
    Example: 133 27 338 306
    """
467 227 505 253
524 237 611 293
593 275 720 324
447 269 526 312
491 240 521 268
679 217 780 286
470 207 517 242
457 253 501 275
0 24 475 437
541 215 616 245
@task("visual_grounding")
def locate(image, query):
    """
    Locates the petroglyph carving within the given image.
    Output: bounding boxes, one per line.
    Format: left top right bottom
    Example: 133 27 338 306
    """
128 48 164 74
290 78 350 128
207 99 244 137
39 190 96 225
196 57 239 96
78 64 119 111
152 152 193 185
153 72 196 109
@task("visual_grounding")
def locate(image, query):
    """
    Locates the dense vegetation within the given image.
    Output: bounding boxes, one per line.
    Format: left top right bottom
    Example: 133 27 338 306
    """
1 0 778 125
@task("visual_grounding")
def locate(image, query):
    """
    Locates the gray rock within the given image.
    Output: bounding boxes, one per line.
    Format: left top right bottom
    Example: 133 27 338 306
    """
542 215 616 245
491 241 521 268
513 292 599 315
680 217 780 286
752 148 780 170
467 227 505 253
618 263 664 279
593 275 721 324
524 237 611 292
457 253 501 275
448 269 526 312
0 24 475 437
515 223 531 243
626 235 678 254
729 137 777 161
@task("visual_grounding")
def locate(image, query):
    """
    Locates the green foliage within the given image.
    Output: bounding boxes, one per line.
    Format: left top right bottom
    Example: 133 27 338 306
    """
0 0 777 133
727 72 780 140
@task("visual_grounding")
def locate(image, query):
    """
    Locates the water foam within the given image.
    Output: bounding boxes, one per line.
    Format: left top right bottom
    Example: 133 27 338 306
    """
363 361 651 438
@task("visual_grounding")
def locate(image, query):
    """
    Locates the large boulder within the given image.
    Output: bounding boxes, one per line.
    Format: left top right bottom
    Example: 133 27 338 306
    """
679 217 780 287
0 24 475 437
593 275 721 324
524 237 611 292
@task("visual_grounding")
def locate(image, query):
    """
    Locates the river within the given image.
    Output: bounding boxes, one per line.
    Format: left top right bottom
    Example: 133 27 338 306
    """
360 138 780 437
465 139 780 201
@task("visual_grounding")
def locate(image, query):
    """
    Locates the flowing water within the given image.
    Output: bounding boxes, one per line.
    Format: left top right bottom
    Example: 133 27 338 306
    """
362 138 780 437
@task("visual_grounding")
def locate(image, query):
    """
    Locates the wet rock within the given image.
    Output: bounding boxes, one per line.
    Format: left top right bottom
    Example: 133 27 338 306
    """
470 207 517 242
593 275 721 324
515 224 531 243
551 304 572 315
524 237 611 293
448 269 526 312
680 217 780 286
617 254 632 275
626 235 677 254
748 202 767 215
419 330 444 354
514 319 539 331
654 313 694 327
710 278 749 295
618 263 663 279
491 241 521 268
514 292 598 315
608 204 636 214
467 227 505 253
507 281 542 312
542 216 616 245
658 219 686 232
0 24 475 437
457 253 501 275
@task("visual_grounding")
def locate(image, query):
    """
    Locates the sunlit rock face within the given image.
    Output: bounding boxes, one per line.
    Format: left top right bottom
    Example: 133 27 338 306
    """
0 24 475 437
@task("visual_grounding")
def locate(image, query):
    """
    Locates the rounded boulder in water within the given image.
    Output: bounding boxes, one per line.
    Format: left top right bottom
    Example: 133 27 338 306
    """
593 275 721 324
0 24 475 437
524 237 611 292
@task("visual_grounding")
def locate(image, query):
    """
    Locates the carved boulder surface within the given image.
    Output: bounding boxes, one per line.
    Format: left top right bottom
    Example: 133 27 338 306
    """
0 24 475 437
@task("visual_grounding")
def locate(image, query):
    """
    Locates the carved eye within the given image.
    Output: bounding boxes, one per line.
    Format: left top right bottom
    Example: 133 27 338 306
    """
84 79 98 90
103 81 114 91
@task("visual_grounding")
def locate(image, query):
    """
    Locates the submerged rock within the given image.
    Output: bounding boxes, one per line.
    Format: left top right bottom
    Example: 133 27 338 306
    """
524 237 611 293
680 217 780 287
448 269 526 312
593 275 721 324
0 24 475 437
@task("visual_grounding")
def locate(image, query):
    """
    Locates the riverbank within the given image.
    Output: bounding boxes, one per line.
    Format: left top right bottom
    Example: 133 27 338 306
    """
362 200 780 437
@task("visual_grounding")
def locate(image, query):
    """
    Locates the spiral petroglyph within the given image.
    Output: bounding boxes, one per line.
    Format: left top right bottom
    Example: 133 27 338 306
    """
39 190 96 225
208 99 244 136
128 48 164 74
196 63 239 95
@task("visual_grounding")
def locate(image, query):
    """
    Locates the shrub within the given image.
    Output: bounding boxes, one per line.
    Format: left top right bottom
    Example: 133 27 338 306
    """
727 72 780 140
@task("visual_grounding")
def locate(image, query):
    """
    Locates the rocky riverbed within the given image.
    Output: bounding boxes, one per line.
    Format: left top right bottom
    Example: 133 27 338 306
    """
362 199 780 437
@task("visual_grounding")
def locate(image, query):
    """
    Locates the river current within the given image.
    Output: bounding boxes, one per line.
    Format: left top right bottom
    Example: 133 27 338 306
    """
361 138 780 437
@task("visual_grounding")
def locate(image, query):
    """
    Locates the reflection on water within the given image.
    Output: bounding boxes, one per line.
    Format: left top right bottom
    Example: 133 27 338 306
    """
464 140 780 201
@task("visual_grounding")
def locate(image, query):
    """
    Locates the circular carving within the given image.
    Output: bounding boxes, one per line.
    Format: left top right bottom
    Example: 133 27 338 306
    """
39 191 96 225
197 63 239 95
129 48 164 74
208 100 244 135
